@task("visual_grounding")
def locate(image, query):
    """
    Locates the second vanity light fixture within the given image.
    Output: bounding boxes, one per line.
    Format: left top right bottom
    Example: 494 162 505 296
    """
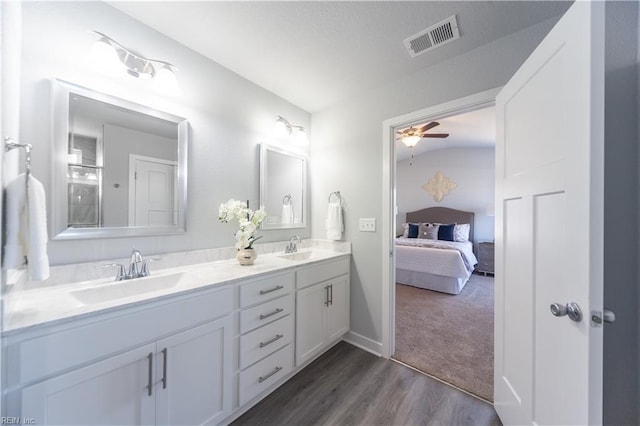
90 30 182 96
273 116 308 145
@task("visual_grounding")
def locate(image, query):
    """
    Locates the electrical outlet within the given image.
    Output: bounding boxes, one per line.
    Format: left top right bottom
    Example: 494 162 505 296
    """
359 218 376 232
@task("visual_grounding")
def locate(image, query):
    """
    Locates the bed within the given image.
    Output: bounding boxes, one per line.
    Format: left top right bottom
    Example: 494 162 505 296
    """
395 207 478 295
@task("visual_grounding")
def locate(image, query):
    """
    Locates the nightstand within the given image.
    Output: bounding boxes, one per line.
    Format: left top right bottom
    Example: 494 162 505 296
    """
477 242 495 276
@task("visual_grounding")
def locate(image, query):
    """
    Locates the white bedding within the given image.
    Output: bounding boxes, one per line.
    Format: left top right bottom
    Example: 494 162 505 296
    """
395 238 478 294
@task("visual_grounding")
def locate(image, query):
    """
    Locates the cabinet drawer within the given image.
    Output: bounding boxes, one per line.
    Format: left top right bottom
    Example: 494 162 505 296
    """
239 344 294 407
296 258 350 290
239 273 294 308
240 315 293 369
240 294 293 334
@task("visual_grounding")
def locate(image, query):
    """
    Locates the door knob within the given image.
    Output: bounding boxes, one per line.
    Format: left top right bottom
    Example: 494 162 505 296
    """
550 302 583 322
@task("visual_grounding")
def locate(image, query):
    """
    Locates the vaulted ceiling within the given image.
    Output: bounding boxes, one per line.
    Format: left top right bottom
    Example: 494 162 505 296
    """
109 1 571 113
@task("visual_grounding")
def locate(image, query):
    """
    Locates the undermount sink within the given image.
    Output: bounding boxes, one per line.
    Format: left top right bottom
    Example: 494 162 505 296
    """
277 251 314 261
71 272 185 305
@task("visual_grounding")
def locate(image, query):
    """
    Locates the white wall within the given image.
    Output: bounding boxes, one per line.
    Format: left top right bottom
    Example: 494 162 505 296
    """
396 147 495 247
310 18 558 346
20 1 310 265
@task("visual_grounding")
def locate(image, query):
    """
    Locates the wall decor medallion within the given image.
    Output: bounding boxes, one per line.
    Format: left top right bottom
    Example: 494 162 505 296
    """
422 171 457 202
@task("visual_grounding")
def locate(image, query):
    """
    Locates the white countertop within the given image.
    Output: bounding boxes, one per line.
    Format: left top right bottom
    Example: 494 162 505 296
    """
2 248 350 336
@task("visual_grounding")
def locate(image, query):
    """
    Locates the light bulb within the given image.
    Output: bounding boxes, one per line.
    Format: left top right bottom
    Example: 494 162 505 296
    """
292 128 309 145
153 65 182 96
89 39 124 76
273 117 291 138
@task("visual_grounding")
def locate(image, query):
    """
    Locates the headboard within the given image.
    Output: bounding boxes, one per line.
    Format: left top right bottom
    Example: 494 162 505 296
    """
406 207 475 243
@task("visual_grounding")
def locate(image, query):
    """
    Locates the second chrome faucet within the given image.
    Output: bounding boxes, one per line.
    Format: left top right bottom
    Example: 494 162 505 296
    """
102 247 151 281
285 236 301 253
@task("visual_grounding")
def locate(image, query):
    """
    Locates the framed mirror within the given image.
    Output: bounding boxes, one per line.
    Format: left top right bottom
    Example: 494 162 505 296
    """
51 79 189 240
259 144 307 229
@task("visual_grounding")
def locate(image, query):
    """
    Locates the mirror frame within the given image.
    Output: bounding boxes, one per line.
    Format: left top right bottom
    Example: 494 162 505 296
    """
51 79 189 240
259 144 307 230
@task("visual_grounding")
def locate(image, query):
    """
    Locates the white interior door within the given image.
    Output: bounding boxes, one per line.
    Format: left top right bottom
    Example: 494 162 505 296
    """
494 2 604 425
130 155 177 226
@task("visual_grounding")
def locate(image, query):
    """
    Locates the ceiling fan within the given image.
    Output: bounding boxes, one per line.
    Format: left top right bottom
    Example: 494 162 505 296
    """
397 121 449 148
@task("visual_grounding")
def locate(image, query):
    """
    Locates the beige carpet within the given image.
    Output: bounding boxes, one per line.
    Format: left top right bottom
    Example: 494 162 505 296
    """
394 274 494 401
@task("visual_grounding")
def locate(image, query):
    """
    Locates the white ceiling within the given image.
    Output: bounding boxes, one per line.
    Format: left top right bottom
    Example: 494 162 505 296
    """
395 106 496 162
108 1 570 113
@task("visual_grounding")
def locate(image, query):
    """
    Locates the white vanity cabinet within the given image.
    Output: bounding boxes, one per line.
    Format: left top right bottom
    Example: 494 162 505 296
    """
3 250 352 425
295 258 350 366
6 285 234 426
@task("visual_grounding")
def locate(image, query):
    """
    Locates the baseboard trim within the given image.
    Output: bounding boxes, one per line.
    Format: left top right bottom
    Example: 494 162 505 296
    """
343 331 382 356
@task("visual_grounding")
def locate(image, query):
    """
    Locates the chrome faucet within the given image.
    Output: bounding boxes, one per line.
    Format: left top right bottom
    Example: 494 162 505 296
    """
285 235 301 253
101 247 150 281
128 248 149 279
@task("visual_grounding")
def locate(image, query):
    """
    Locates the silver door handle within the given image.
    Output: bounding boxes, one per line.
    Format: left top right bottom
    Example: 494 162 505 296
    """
146 352 153 396
591 309 616 327
550 302 583 322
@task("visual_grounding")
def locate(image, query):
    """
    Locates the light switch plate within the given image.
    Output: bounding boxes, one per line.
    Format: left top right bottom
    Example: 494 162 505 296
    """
359 218 376 232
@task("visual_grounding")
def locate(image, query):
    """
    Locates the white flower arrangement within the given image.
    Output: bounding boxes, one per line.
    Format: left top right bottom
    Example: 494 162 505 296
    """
218 199 267 250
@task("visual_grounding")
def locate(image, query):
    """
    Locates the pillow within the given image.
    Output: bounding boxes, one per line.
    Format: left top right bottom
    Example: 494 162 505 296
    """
417 223 430 239
401 222 419 237
437 223 455 241
407 223 420 238
419 223 439 240
454 223 471 242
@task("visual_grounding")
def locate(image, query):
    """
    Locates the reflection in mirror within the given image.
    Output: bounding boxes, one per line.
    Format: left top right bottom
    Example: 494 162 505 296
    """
52 79 188 239
260 144 307 230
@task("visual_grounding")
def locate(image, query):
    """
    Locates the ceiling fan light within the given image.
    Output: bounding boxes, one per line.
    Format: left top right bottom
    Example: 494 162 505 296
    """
402 135 421 148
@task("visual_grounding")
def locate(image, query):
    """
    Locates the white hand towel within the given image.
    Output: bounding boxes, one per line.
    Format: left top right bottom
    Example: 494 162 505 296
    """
3 174 50 281
281 204 294 224
325 201 343 240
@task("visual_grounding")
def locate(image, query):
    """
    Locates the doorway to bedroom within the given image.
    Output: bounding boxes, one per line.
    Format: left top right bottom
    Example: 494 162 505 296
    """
390 103 496 402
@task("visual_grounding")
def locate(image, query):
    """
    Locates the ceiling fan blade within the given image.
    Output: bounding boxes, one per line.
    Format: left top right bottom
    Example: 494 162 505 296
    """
418 121 440 133
422 133 449 138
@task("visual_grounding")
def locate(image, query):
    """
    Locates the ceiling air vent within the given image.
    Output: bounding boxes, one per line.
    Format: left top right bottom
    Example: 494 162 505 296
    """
404 15 460 58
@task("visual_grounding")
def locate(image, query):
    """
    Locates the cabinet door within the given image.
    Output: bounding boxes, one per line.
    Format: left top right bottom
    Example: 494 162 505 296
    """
325 274 350 342
21 343 156 425
154 316 232 426
295 282 327 366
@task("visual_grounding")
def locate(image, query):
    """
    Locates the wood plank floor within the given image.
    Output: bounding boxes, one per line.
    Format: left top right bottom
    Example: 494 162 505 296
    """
232 341 501 426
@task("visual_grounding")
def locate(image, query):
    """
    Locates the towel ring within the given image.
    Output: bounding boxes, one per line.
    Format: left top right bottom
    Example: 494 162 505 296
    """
282 194 292 205
328 191 341 204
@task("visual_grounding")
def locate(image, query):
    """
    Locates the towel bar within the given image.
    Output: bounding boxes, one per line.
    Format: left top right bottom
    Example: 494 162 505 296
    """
5 137 33 180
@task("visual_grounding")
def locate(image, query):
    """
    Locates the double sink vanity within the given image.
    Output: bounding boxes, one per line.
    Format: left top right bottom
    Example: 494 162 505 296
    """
2 240 351 425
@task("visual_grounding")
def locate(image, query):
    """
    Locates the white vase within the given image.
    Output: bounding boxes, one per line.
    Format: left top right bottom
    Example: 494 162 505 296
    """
236 248 257 266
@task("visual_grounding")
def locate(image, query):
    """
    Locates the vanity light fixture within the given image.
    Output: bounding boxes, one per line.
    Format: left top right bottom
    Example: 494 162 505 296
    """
89 31 182 95
273 116 308 145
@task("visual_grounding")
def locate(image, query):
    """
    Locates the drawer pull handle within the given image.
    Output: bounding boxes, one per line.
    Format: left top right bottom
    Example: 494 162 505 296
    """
258 366 283 383
146 352 153 396
260 285 284 295
259 334 284 348
260 308 284 320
